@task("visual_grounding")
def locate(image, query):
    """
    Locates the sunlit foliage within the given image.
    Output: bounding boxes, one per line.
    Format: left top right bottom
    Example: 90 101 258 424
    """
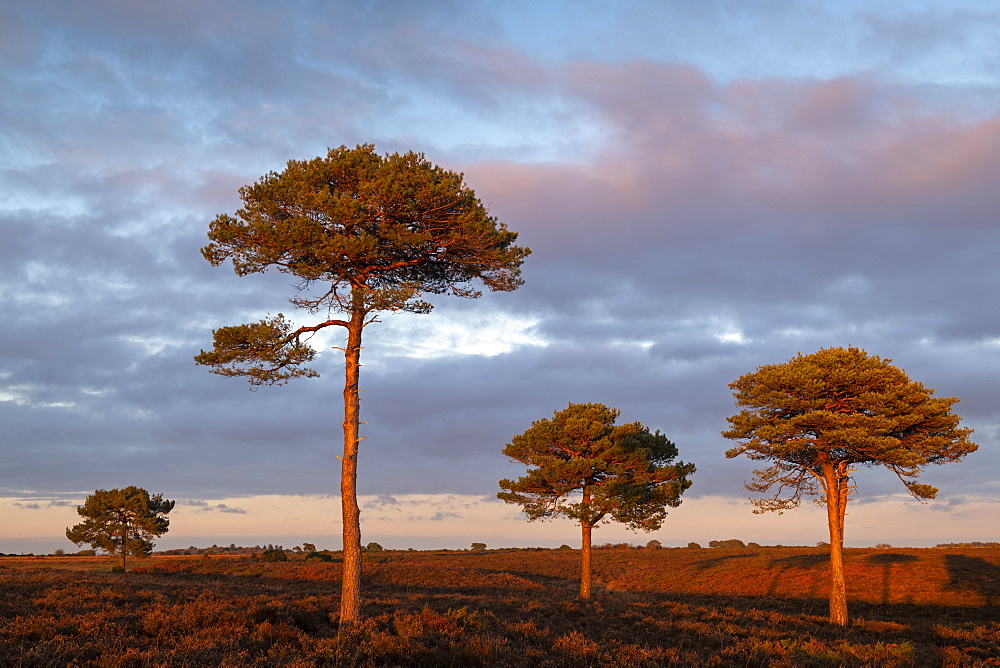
499 403 694 598
195 145 529 625
65 487 174 572
723 346 977 625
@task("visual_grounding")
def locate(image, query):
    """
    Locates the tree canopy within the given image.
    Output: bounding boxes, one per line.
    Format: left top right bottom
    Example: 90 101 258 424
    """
722 346 977 624
499 402 694 598
195 145 529 626
65 487 174 572
195 145 528 387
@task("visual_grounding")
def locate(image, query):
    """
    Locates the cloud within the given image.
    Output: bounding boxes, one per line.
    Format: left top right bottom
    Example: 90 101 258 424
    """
178 500 248 514
1 1 997 550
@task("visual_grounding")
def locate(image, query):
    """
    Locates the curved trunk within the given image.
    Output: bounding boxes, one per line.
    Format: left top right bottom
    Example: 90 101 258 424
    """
823 464 849 626
338 295 365 629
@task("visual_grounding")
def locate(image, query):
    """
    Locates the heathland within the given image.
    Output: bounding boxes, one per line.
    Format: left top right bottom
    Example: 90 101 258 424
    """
1 545 998 666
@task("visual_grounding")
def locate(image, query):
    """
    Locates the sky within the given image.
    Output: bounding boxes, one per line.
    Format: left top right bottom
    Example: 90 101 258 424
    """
2 0 999 554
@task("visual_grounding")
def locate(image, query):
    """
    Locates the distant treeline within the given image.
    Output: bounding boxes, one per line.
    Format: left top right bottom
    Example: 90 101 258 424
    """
8 539 996 558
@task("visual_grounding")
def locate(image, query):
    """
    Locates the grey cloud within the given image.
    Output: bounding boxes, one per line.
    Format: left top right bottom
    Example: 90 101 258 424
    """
178 500 247 514
0 1 996 524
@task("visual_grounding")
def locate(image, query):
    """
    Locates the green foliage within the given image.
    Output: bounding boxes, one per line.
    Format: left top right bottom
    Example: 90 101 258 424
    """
709 539 747 549
304 552 333 563
723 346 978 625
195 144 530 387
194 314 318 387
723 346 977 511
498 403 695 532
645 540 663 550
470 542 487 552
365 542 384 552
195 144 530 624
302 543 317 553
65 487 174 570
687 542 702 549
261 548 288 562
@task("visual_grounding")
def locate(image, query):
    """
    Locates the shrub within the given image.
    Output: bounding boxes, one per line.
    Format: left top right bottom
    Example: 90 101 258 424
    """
596 542 634 550
645 540 663 550
261 548 288 562
558 545 573 550
304 552 333 563
470 542 487 552
365 542 384 552
709 539 747 549
687 542 702 549
110 565 125 573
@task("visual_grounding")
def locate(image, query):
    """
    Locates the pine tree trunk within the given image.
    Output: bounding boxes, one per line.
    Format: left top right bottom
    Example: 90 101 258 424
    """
580 520 592 599
338 296 365 629
580 486 592 599
824 466 849 626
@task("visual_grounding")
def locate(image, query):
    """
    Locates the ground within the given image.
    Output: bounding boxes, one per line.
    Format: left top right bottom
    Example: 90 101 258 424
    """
1 546 998 665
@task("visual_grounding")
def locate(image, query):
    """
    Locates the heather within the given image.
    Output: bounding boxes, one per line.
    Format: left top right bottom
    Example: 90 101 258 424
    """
2 545 998 665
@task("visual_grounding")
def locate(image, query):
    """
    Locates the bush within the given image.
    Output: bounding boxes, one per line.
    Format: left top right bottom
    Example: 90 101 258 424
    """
261 548 288 562
645 540 663 550
110 565 125 573
304 552 333 563
709 539 747 549
365 542 384 552
595 542 634 550
558 544 573 550
470 542 487 552
687 542 702 549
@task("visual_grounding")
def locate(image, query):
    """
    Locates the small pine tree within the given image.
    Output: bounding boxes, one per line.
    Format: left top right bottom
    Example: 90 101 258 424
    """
499 403 694 598
65 487 174 572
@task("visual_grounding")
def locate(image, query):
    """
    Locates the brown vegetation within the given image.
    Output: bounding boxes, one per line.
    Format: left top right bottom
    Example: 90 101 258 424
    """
1 546 998 665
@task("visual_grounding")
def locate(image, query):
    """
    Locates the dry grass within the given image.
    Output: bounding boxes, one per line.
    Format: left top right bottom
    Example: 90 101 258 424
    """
1 546 998 666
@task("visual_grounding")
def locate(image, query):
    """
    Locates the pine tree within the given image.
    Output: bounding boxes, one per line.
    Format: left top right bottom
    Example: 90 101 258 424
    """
723 346 977 625
66 487 174 572
499 403 694 598
196 145 529 626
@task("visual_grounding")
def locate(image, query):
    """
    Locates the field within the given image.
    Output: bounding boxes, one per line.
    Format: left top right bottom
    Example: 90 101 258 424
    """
1 546 998 666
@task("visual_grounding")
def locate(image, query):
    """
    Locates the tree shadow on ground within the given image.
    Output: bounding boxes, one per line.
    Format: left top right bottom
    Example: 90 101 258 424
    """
771 553 830 567
945 554 1000 606
766 553 829 598
691 553 756 569
867 553 918 604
